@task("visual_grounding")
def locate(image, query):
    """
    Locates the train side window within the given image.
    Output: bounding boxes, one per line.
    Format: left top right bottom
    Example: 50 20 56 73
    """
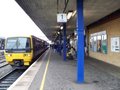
26 39 30 48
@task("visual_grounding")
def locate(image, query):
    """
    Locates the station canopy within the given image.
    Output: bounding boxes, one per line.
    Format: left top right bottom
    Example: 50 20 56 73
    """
16 0 120 41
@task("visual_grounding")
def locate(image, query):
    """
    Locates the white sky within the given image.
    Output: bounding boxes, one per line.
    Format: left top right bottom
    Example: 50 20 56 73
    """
0 0 51 43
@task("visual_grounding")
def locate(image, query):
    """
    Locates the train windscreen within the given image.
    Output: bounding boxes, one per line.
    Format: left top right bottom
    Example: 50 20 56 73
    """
5 37 31 53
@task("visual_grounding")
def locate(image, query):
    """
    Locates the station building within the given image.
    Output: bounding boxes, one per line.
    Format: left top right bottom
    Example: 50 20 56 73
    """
1 0 120 90
86 10 120 67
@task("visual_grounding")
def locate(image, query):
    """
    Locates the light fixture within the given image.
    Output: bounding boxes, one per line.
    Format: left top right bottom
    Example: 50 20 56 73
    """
72 10 76 17
57 32 60 34
67 10 76 20
60 26 63 30
67 11 73 20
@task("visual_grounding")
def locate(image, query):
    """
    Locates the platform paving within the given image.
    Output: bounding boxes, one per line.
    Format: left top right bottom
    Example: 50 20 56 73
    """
29 49 120 90
8 49 120 90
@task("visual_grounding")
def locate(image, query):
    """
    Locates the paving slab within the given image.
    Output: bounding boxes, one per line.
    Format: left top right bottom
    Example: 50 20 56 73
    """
8 49 120 90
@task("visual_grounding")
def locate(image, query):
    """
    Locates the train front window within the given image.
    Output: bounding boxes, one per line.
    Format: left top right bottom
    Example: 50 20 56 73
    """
17 38 30 49
6 37 31 52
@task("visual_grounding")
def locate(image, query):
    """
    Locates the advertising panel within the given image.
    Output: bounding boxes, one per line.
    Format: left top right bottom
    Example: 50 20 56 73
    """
90 31 107 54
101 35 107 54
111 37 120 52
97 35 102 52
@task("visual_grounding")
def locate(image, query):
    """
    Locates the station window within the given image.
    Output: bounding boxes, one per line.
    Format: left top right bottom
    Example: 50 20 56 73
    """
90 31 107 54
101 34 107 54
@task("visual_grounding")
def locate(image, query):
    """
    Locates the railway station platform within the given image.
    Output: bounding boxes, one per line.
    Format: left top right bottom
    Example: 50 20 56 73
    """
8 48 120 90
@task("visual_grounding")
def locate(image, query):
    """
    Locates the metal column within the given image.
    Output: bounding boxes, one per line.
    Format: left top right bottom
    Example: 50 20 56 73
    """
63 23 66 61
77 0 84 83
59 31 62 55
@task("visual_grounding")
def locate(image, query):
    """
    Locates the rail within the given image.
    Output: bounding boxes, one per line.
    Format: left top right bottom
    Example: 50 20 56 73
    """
0 69 25 90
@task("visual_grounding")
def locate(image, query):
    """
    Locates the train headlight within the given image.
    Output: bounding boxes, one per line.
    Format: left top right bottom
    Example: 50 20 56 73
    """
27 54 31 57
24 54 31 57
7 54 12 57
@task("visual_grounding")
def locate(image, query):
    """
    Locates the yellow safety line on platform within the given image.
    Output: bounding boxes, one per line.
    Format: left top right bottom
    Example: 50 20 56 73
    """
8 50 49 90
40 51 51 90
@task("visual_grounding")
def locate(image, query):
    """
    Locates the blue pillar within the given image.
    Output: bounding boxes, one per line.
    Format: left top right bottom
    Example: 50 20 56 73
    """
58 32 62 55
63 23 66 61
77 0 84 83
59 32 62 55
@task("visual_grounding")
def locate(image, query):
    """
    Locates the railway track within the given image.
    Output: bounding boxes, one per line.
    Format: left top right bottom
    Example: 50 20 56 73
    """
0 69 25 90
0 60 5 63
0 55 5 60
0 59 9 68
0 50 5 60
0 52 8 68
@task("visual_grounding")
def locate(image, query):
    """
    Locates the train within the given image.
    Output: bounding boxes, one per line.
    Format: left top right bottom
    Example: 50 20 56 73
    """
4 35 48 66
0 38 5 50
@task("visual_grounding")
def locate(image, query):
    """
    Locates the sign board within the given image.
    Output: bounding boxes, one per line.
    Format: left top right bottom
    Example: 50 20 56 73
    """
111 37 120 52
57 13 67 23
90 31 106 37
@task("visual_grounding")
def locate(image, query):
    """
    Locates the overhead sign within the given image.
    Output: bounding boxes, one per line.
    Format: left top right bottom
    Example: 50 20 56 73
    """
57 13 67 23
111 37 120 52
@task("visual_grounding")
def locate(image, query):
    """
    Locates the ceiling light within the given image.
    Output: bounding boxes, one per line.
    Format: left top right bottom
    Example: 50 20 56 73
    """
57 32 60 34
60 26 63 30
72 10 76 17
67 11 73 20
